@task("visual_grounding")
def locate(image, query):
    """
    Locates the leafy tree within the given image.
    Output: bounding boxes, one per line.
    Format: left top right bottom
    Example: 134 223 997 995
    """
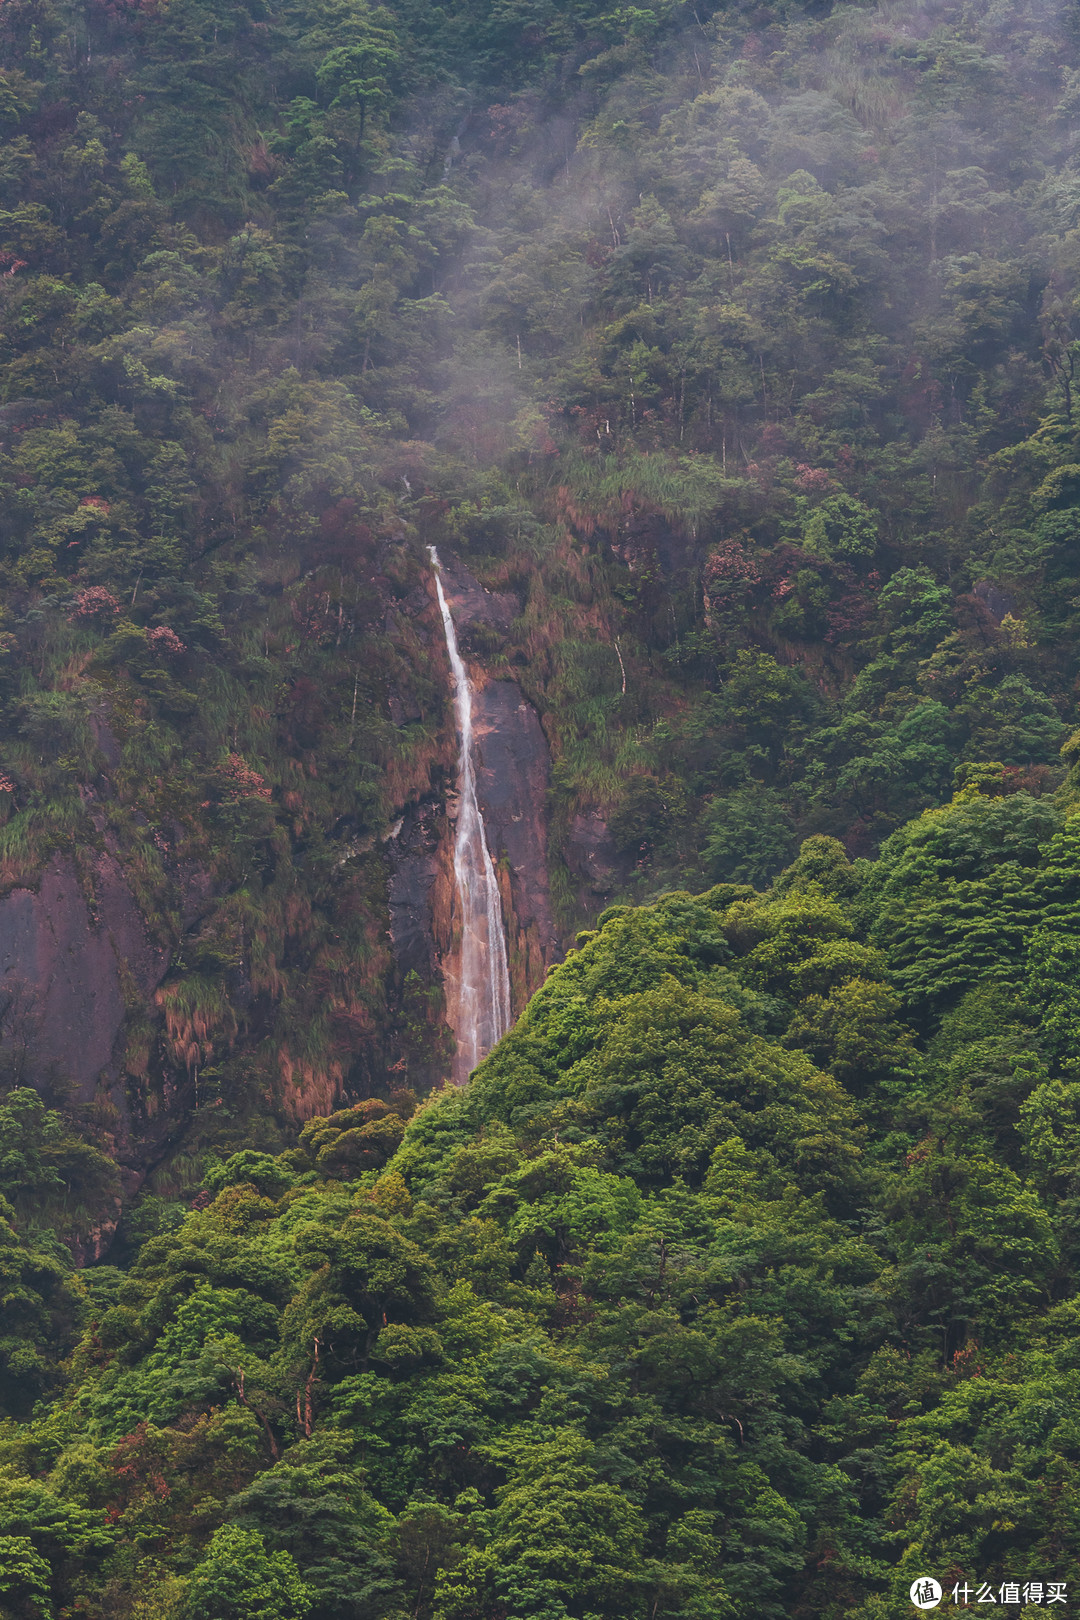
182 1525 313 1620
0 1194 85 1417
701 782 795 886
435 1434 646 1620
229 1439 396 1619
867 791 1061 1021
802 493 879 560
0 1089 119 1247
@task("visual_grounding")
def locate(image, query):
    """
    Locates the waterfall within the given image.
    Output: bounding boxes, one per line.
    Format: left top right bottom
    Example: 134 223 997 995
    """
429 547 512 1081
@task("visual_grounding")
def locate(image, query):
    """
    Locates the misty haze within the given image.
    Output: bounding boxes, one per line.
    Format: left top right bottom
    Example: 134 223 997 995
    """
0 0 1077 1615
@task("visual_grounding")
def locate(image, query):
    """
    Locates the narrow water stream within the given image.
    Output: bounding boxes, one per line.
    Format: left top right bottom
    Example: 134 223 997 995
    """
429 547 511 1081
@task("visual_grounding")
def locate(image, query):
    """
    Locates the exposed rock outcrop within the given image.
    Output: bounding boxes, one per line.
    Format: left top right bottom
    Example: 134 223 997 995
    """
387 801 446 986
0 855 168 1109
434 555 519 636
437 560 560 1011
385 800 456 1091
385 555 562 1080
472 679 560 1010
565 809 632 898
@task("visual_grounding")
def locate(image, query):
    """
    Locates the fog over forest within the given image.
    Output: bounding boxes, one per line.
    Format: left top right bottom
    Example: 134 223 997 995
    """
2 0 1080 1614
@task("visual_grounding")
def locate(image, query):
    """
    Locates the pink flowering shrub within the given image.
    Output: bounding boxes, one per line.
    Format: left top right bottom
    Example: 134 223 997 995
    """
794 464 831 495
69 587 120 623
704 540 762 591
217 753 272 802
147 625 186 655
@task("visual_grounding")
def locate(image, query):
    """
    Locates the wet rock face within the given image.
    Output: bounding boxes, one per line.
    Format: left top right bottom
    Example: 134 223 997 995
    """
387 803 446 985
971 580 1016 622
0 856 168 1106
565 809 632 897
472 679 560 1010
0 848 178 1258
385 554 561 1076
437 561 560 1010
434 556 519 636
385 801 457 1092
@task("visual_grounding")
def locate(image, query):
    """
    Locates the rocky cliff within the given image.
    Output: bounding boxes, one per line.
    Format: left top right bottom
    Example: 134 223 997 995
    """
386 556 562 1085
0 549 568 1230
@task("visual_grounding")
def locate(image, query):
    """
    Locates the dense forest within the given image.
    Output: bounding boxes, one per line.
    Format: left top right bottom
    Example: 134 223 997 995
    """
10 824 1080 1618
4 0 1080 1611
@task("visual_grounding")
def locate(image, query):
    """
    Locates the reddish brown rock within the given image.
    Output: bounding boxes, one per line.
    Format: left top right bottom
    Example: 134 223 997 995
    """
435 556 519 635
472 679 560 1011
386 554 561 1079
565 809 631 897
0 855 168 1105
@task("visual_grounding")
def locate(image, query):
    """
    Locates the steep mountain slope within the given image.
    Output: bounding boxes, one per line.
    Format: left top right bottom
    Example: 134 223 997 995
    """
3 0 1080 1226
5 807 1080 1618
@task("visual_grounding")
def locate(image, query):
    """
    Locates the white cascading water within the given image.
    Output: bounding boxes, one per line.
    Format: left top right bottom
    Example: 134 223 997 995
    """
429 547 511 1080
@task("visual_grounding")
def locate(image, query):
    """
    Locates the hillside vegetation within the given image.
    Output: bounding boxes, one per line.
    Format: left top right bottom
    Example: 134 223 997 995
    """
6 813 1080 1616
5 0 1080 1610
1 0 1080 1155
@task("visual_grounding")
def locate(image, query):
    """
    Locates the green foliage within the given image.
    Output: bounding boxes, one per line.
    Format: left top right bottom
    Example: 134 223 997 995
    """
11 820 1080 1615
867 792 1062 1021
6 0 1080 1616
435 1432 646 1620
701 781 795 887
0 1197 85 1417
0 1089 119 1243
802 493 879 560
183 1525 313 1620
0 1471 113 1616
